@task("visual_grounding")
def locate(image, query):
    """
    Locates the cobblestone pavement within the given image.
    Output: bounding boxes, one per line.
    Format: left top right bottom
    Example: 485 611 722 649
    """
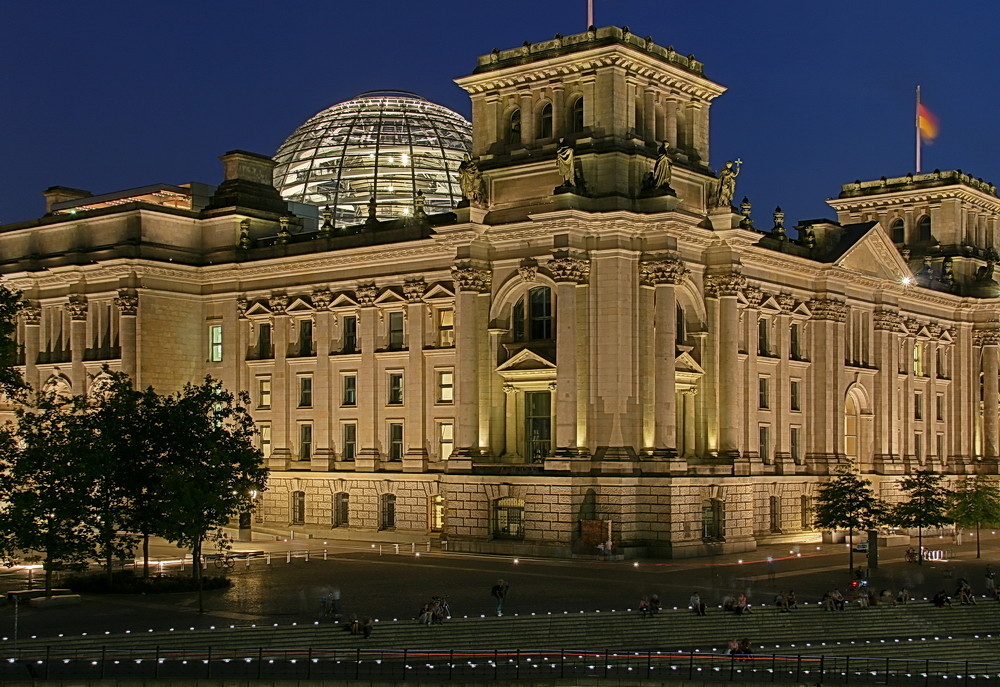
0 532 995 643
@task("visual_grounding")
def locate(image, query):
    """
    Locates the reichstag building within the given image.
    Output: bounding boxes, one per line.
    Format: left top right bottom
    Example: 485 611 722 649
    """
2 26 998 558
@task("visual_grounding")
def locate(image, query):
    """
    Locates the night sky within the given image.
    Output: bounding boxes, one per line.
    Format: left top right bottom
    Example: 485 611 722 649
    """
3 1 998 229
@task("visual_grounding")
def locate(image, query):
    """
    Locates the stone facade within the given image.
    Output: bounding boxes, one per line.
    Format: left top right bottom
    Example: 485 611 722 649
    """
2 27 999 558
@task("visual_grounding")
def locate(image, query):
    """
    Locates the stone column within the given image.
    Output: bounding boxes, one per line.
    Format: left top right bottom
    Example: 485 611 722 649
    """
354 284 380 471
682 389 697 457
450 262 491 470
980 329 1000 459
21 304 40 391
311 290 333 471
705 271 746 461
640 257 689 457
519 90 534 144
664 98 678 148
552 85 566 139
643 88 656 142
808 298 849 469
872 309 903 472
268 294 291 470
403 279 428 472
67 296 88 393
236 297 250 404
114 290 138 382
549 256 590 456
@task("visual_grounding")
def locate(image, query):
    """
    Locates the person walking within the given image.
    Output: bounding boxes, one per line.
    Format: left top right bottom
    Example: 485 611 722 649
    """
491 579 509 617
986 565 996 598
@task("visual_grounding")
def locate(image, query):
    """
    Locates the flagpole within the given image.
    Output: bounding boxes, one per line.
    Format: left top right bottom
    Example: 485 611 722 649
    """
916 85 921 173
587 0 593 28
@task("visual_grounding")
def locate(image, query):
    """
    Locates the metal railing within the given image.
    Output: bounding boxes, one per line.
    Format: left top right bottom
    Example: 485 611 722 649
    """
1 647 997 684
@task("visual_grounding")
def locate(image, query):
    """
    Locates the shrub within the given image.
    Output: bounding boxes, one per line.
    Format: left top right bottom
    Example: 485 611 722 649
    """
65 569 231 594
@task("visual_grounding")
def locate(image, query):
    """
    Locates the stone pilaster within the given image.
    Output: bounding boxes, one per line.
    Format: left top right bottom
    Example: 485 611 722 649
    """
449 262 491 471
20 304 40 391
403 280 429 472
67 296 88 392
872 309 904 473
311 289 333 471
548 256 589 457
977 329 1000 459
114 290 138 382
268 293 291 470
355 284 380 471
705 270 746 462
807 297 849 470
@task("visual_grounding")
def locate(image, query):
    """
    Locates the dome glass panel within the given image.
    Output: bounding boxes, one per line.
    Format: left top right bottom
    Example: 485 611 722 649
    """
273 91 472 227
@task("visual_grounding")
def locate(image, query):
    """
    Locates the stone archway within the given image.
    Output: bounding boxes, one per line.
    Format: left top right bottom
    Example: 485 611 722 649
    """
844 384 874 471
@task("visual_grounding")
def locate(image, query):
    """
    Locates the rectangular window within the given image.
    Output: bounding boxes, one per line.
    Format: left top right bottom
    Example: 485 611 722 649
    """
758 425 770 462
937 432 945 460
936 393 945 421
790 322 801 359
258 377 272 408
757 318 769 356
342 374 357 406
676 304 686 344
388 422 404 461
790 426 801 463
437 370 454 403
298 319 314 357
914 391 923 420
388 372 404 405
388 311 404 350
439 422 454 460
790 380 801 411
208 324 223 362
298 376 313 407
342 315 358 353
914 433 923 462
438 308 455 347
257 322 272 359
258 424 272 460
342 423 357 461
299 423 313 460
758 377 769 409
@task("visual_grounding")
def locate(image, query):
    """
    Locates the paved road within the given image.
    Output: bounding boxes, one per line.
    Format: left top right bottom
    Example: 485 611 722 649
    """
0 532 995 644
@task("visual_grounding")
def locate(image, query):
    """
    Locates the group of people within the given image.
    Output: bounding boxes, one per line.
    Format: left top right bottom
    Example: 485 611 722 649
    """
727 638 753 657
774 590 798 612
721 592 752 615
346 614 374 638
417 596 451 625
638 594 662 617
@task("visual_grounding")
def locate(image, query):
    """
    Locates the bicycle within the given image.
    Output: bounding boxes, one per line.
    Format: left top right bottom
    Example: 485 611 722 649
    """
213 553 235 570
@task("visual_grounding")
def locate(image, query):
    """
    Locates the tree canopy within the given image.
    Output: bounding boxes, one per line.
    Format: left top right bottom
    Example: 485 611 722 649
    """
948 475 1000 559
891 470 951 564
813 469 887 571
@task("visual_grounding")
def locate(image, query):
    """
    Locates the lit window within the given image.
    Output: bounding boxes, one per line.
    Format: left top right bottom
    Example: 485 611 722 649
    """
388 373 404 405
438 370 454 403
258 377 272 408
258 424 272 459
438 308 454 347
439 422 454 460
431 494 444 532
208 324 223 362
513 287 552 342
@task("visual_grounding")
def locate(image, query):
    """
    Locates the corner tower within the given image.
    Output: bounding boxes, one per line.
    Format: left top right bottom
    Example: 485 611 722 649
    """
455 26 726 215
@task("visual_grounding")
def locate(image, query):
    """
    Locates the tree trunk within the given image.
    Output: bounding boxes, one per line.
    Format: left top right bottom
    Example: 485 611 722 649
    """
976 522 982 559
43 552 53 597
193 535 204 614
917 526 923 564
848 526 854 572
143 533 150 579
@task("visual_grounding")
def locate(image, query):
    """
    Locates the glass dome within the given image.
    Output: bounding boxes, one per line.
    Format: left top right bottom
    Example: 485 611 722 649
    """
273 91 472 227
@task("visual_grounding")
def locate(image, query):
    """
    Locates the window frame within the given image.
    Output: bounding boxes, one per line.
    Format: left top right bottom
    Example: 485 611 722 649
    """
387 372 404 405
438 421 454 460
299 423 313 461
380 493 397 530
291 490 306 525
342 373 357 406
342 422 357 462
387 311 404 351
388 422 404 461
342 315 358 353
298 375 313 408
208 324 223 362
257 376 272 409
437 369 454 403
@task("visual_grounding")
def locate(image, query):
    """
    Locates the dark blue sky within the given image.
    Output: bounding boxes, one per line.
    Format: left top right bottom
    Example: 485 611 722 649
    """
3 1 998 228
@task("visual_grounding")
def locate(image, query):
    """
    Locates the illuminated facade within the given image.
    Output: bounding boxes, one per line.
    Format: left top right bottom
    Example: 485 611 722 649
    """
3 27 999 558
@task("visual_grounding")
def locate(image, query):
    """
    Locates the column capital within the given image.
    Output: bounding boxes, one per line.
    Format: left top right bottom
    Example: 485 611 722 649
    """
547 256 590 284
873 308 904 332
67 296 88 321
451 262 492 293
704 270 746 297
312 289 333 310
268 292 290 313
356 283 378 306
639 257 688 286
777 292 796 312
975 328 1000 347
403 278 427 302
20 302 40 325
807 297 848 323
114 290 138 316
742 285 765 309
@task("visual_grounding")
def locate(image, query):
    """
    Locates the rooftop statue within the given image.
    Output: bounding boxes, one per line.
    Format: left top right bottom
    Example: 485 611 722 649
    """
714 159 742 208
458 155 486 206
652 142 672 189
556 139 576 187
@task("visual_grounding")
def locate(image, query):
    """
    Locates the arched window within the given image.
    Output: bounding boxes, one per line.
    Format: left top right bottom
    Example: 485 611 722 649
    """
512 286 553 342
701 498 724 541
538 103 553 139
769 495 782 533
291 491 306 525
844 394 859 460
571 97 584 133
890 218 905 244
379 493 396 530
916 215 932 242
508 109 522 145
431 494 445 532
800 495 814 530
494 497 525 539
333 492 349 528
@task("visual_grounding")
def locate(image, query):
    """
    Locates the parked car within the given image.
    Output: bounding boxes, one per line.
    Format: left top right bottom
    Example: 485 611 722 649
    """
853 540 869 553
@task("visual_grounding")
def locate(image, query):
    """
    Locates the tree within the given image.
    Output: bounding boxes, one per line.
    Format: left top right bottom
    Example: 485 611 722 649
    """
0 393 99 594
948 475 1000 559
892 470 951 565
0 284 25 397
155 378 267 612
813 469 887 572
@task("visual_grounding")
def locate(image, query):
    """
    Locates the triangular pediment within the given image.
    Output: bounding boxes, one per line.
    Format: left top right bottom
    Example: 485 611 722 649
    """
759 295 782 314
834 223 913 282
423 283 456 301
496 348 557 373
375 288 406 305
675 351 705 375
244 301 272 317
792 302 811 317
330 293 359 309
286 297 313 313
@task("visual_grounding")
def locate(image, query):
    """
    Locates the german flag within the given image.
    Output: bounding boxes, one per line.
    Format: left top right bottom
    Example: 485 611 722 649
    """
918 103 939 142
